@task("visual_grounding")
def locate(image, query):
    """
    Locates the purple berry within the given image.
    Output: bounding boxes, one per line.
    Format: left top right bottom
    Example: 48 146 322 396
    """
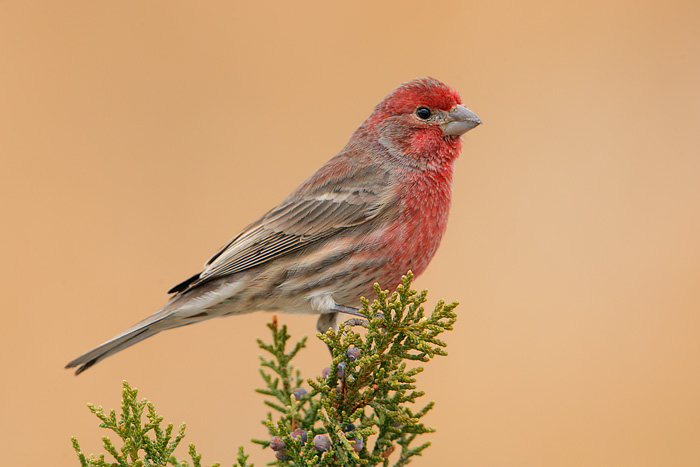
313 434 331 452
351 436 363 453
290 428 307 446
337 361 346 378
269 436 285 451
346 347 361 360
275 449 290 461
292 387 307 399
322 366 331 379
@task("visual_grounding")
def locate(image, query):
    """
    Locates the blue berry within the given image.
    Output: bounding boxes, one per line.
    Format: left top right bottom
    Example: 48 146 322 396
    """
269 436 285 451
322 366 331 379
274 449 290 461
351 436 363 452
346 347 361 360
290 428 307 446
337 361 346 378
344 423 356 432
313 434 331 452
292 387 307 399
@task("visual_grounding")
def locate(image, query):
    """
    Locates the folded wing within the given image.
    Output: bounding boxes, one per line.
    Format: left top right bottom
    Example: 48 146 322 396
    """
169 164 394 294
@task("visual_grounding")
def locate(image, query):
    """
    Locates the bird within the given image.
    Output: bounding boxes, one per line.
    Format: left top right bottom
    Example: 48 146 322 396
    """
66 77 481 375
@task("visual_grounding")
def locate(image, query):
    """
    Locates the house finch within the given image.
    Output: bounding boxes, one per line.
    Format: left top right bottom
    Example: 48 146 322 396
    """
66 77 481 374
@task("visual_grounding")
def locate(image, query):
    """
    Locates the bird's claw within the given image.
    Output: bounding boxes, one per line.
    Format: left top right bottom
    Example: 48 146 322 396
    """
343 311 386 330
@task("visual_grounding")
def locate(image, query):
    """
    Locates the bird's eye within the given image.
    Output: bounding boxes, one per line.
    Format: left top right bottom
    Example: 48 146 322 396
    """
416 106 432 120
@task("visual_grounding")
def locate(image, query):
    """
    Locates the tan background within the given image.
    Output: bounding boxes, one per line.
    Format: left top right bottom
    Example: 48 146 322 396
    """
2 1 699 465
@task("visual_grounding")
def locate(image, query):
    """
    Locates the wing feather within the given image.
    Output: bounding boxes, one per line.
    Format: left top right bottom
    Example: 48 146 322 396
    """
172 164 395 293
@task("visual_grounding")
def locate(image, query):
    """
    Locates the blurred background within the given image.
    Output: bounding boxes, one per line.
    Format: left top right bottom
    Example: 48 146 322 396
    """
2 1 699 465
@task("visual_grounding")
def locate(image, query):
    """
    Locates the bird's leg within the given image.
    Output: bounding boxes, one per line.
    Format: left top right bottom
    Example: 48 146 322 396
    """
332 304 370 328
332 304 385 328
331 304 366 317
316 312 340 357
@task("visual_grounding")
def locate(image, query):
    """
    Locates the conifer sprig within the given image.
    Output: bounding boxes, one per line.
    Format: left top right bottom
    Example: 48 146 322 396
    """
71 381 223 467
254 272 458 466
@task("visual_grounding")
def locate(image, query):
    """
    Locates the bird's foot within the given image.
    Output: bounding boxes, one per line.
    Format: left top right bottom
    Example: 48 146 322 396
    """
342 311 385 329
332 304 386 329
343 317 370 328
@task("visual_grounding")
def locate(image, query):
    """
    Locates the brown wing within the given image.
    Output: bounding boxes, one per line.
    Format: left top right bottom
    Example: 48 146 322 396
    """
168 162 394 294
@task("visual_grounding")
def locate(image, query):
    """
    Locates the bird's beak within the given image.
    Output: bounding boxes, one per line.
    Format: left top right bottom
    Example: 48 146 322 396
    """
441 105 482 136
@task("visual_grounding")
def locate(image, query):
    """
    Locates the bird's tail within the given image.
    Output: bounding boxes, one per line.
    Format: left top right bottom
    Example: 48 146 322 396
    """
65 307 183 375
66 276 247 374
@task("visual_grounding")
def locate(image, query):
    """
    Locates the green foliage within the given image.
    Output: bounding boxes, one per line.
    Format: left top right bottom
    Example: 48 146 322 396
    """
253 271 458 466
72 272 457 467
71 382 250 467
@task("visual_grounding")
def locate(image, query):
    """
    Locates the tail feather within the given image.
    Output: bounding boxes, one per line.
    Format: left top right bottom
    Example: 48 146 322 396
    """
66 275 246 374
65 314 169 374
